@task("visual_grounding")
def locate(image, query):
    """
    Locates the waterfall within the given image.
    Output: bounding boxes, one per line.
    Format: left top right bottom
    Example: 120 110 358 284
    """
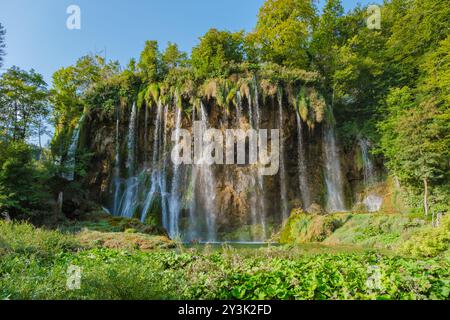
363 195 383 212
112 105 121 215
168 105 182 238
323 122 346 212
277 90 289 222
63 115 85 181
236 91 243 123
141 100 163 222
188 106 199 241
160 104 170 231
199 103 218 241
359 138 382 212
118 102 138 218
144 104 149 166
187 104 218 242
253 79 267 238
359 138 375 186
295 111 311 209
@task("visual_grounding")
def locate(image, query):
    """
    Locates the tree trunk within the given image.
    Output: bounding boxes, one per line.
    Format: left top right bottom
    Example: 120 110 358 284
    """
423 178 429 216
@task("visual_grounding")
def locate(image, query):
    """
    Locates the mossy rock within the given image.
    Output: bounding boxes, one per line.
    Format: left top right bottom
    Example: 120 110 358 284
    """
280 209 350 244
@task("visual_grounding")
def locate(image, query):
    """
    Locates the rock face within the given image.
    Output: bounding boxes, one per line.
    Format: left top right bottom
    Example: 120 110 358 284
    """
78 87 381 242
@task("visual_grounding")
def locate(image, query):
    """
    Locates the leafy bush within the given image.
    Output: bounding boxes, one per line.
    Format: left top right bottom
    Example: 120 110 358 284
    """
1 245 449 300
0 220 80 260
0 141 52 218
399 215 450 258
323 214 426 249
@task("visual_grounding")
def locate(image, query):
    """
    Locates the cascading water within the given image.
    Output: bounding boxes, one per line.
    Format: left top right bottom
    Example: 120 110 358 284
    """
186 104 219 242
168 105 182 238
187 106 199 241
112 105 121 215
159 104 170 230
277 89 289 221
144 104 149 167
323 121 346 212
141 100 163 222
105 89 358 241
295 111 311 209
359 138 382 212
253 79 267 238
236 91 243 122
118 102 138 218
198 103 218 241
359 138 376 186
63 115 85 181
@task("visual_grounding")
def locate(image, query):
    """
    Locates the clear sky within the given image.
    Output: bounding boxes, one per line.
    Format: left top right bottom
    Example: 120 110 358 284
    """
0 0 382 83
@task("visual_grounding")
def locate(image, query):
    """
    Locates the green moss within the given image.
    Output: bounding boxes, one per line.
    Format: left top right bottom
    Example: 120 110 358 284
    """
280 209 350 244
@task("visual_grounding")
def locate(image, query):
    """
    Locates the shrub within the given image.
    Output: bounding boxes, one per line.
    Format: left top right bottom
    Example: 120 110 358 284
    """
399 215 450 258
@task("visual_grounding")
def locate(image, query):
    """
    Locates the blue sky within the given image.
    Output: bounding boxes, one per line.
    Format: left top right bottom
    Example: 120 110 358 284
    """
0 0 381 83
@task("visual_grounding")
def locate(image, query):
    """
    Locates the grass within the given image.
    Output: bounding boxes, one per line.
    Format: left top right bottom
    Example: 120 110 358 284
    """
323 213 427 250
1 219 449 300
76 230 176 251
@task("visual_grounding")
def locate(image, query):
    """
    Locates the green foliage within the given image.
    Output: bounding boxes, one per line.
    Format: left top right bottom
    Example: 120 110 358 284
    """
323 214 426 249
386 0 450 85
0 141 52 218
280 210 350 244
191 29 245 80
1 222 449 300
138 40 165 83
254 0 316 68
0 220 80 260
379 86 449 210
0 66 49 141
162 42 188 70
400 215 450 258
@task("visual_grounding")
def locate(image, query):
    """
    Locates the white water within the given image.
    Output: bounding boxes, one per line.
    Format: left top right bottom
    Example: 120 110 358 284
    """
63 115 85 181
323 124 346 212
199 103 218 241
141 100 164 221
253 80 267 238
159 104 170 230
359 138 382 212
186 104 219 241
118 102 138 218
168 106 182 238
277 90 289 222
236 91 243 122
363 195 383 212
295 111 311 209
359 138 376 186
112 105 121 215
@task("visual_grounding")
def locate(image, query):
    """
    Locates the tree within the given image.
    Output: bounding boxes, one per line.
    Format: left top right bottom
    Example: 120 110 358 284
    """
309 0 344 81
191 29 245 79
0 23 5 68
379 87 449 215
0 140 51 218
386 0 450 86
162 42 188 70
254 0 316 68
0 67 50 142
138 40 163 83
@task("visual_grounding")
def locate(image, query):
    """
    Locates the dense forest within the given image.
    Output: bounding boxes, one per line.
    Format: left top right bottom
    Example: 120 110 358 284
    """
0 0 449 300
